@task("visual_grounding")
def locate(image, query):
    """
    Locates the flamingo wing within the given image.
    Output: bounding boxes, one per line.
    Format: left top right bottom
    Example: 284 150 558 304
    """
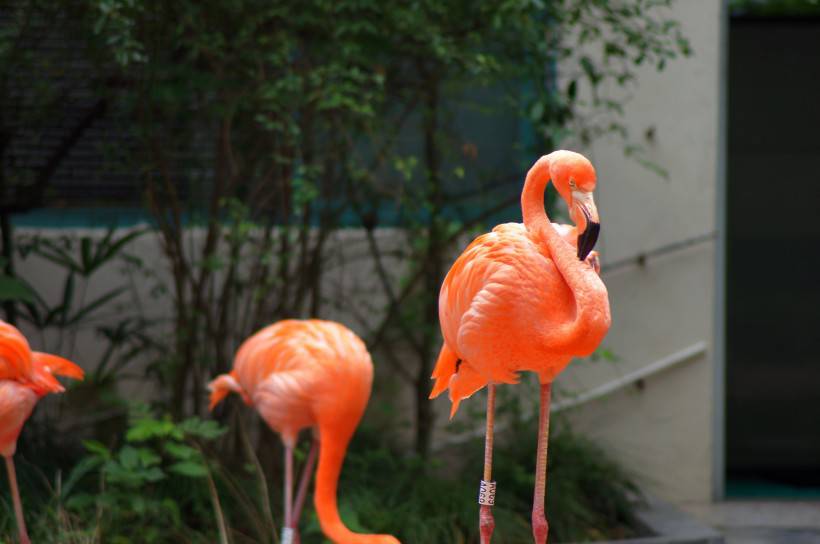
433 224 539 415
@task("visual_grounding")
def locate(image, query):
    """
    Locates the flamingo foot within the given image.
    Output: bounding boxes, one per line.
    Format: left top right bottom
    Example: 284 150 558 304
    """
532 506 548 544
479 504 495 543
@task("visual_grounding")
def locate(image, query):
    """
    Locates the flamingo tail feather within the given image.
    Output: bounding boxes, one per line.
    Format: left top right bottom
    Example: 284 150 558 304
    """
447 361 489 419
429 343 459 399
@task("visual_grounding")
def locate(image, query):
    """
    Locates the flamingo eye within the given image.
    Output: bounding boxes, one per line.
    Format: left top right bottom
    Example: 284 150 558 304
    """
568 178 577 190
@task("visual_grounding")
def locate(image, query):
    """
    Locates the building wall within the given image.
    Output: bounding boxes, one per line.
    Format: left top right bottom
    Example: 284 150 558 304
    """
554 0 724 504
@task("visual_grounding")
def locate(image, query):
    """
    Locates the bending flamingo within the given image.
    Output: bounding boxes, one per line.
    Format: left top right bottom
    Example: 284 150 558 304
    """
0 320 84 544
429 150 611 543
209 319 400 544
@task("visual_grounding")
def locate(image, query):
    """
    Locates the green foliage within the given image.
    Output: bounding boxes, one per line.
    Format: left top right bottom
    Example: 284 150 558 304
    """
289 422 642 543
62 405 226 542
13 229 143 332
0 272 36 304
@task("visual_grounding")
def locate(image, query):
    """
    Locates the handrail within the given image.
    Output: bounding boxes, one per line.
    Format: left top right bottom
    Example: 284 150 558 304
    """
601 231 716 275
552 341 708 413
435 340 709 448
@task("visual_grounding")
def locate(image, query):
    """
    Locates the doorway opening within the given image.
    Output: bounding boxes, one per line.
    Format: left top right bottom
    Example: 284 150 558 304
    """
726 13 820 498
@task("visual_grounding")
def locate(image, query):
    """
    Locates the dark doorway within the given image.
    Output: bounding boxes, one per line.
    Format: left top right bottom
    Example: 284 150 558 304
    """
727 15 820 496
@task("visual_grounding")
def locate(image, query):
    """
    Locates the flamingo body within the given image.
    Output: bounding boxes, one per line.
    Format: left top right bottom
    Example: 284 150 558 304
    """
209 319 399 544
433 222 607 417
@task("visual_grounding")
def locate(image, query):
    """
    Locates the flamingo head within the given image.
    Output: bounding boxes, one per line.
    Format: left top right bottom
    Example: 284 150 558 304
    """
548 150 600 261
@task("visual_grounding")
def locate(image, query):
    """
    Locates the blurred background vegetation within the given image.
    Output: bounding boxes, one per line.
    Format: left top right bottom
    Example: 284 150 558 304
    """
0 0 689 541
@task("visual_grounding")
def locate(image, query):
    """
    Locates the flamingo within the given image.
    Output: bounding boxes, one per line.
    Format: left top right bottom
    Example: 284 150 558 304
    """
429 150 611 543
208 319 400 544
0 320 84 544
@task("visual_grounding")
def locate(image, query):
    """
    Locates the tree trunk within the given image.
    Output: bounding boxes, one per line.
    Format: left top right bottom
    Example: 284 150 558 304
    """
0 212 16 325
415 76 443 457
0 136 16 325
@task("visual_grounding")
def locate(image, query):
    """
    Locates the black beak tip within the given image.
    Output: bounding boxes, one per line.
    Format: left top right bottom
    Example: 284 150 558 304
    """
577 221 601 261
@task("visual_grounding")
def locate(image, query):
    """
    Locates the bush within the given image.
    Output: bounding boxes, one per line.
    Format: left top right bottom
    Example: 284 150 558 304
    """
295 419 643 543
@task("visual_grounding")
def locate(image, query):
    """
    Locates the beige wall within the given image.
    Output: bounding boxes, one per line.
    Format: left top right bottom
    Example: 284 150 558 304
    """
554 0 723 504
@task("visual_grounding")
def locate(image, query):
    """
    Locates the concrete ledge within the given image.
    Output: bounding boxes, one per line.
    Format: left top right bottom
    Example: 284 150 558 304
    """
571 499 724 544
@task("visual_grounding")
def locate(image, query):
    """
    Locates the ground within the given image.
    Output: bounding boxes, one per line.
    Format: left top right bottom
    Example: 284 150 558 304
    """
684 501 820 543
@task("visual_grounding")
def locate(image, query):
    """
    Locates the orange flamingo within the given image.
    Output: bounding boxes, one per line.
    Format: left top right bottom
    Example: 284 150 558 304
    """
209 319 400 544
0 320 84 544
429 150 611 543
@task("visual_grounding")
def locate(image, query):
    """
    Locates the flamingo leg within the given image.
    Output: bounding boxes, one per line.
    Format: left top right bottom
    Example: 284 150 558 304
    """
478 383 497 544
5 456 30 544
290 438 319 544
282 443 295 544
532 383 552 544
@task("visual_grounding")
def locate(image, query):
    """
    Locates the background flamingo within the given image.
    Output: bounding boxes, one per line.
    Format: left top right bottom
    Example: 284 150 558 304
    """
209 319 400 544
0 320 84 544
429 150 611 544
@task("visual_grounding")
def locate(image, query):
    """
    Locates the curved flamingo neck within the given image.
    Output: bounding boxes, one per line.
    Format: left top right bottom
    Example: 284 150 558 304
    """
521 154 611 362
521 154 578 268
521 155 554 233
313 423 393 544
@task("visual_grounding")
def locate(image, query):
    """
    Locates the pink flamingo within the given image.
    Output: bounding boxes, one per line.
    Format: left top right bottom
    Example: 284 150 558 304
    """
430 150 611 543
0 320 84 544
209 319 400 544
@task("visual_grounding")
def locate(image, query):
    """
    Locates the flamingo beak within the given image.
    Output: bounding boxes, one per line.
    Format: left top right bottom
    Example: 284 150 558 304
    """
573 191 600 261
578 215 600 261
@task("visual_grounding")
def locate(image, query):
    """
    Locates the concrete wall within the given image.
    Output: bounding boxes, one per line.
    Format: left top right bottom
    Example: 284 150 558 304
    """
553 0 724 504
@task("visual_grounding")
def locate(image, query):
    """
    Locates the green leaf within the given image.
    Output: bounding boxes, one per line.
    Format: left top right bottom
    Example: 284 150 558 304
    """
178 418 227 440
61 456 103 498
143 467 166 482
34 240 79 273
580 56 601 86
164 442 199 461
137 447 162 467
60 272 76 325
567 79 578 101
126 417 176 442
0 276 36 303
80 237 92 273
169 461 208 478
119 445 139 469
83 440 112 460
65 286 126 326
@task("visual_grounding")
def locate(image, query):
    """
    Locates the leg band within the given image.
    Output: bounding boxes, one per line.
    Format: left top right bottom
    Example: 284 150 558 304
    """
478 480 497 506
